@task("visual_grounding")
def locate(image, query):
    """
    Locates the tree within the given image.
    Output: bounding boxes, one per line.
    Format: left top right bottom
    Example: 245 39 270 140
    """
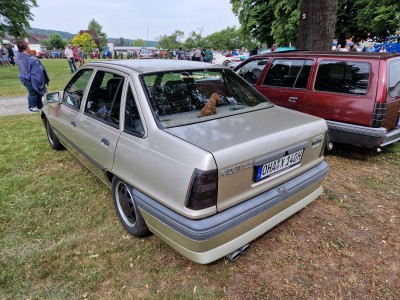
296 0 339 50
156 30 184 50
119 37 126 46
41 33 66 49
203 26 242 50
132 39 146 47
72 32 96 55
0 0 38 37
88 19 107 48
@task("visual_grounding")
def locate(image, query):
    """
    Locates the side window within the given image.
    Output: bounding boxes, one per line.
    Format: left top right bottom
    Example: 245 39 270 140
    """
84 71 124 126
124 86 144 136
388 60 400 97
236 59 269 84
263 59 312 89
314 60 370 95
63 69 93 109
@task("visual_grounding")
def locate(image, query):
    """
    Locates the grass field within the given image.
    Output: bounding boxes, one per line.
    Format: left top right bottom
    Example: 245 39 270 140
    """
0 113 399 299
0 59 93 98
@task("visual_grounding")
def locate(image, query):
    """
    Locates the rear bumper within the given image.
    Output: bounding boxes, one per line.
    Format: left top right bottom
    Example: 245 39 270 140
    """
326 120 400 148
134 161 329 264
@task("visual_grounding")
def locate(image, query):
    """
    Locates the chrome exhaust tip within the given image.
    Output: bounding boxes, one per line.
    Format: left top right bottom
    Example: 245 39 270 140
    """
226 244 251 261
226 249 241 261
239 244 250 254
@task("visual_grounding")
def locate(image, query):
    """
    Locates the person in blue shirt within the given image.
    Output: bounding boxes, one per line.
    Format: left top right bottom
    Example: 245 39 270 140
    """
16 41 50 112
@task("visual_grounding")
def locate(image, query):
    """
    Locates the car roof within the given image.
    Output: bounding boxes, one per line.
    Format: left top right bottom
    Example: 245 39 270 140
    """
83 59 221 74
248 50 400 60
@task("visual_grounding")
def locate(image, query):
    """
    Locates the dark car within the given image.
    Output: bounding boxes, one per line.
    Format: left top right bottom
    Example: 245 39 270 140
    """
234 51 400 150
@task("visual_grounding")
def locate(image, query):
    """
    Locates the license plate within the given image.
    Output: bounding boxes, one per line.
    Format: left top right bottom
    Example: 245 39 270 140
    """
255 149 304 182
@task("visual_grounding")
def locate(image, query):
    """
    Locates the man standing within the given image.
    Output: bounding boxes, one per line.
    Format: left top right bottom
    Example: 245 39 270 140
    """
16 41 50 113
204 47 213 62
6 44 15 65
64 44 77 73
193 47 202 61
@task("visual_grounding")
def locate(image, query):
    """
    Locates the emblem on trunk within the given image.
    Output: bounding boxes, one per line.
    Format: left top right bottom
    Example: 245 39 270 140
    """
220 161 253 176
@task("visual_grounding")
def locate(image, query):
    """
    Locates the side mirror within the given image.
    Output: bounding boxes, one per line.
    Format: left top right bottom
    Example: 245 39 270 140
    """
45 92 60 103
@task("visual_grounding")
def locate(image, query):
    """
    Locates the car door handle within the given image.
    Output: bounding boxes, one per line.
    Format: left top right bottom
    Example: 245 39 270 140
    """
71 121 77 127
101 138 110 146
288 97 298 102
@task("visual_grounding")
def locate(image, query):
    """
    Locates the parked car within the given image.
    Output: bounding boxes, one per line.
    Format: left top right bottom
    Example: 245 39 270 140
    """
213 54 244 66
139 48 154 59
91 51 100 59
37 49 49 59
41 60 329 264
234 51 400 150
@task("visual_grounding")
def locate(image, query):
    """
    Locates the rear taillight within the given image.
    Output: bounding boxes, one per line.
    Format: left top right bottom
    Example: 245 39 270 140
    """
185 169 218 210
371 102 388 127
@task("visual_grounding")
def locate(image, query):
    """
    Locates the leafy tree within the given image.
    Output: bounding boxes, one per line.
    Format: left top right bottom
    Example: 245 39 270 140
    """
183 31 204 50
203 26 243 51
119 37 126 46
72 32 96 55
0 0 38 37
41 33 66 49
156 30 185 50
296 0 339 50
132 39 146 47
231 0 400 49
88 18 107 48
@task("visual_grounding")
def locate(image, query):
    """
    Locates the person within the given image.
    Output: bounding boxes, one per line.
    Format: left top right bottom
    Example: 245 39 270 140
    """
193 47 202 61
15 40 50 113
379 45 387 52
72 46 79 65
270 44 277 52
77 45 85 66
350 44 358 52
204 46 213 62
176 47 185 60
201 47 206 61
1 45 10 66
64 44 77 73
335 44 342 51
366 44 375 52
249 45 260 56
6 44 15 65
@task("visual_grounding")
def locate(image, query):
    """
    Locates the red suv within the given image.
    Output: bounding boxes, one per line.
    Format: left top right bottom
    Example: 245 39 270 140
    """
234 51 400 150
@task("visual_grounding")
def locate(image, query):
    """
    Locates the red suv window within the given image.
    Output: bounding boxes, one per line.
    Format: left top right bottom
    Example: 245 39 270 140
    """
263 59 313 89
314 60 370 95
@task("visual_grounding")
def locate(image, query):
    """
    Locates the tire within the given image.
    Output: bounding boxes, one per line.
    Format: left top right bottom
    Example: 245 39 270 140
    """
45 119 65 150
223 60 230 66
112 177 151 237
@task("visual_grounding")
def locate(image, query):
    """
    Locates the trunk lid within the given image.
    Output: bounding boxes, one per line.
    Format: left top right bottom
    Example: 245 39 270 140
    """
165 107 327 212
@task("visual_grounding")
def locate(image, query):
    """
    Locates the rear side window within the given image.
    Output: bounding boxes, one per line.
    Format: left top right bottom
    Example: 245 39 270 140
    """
388 60 400 97
314 60 370 95
263 59 312 89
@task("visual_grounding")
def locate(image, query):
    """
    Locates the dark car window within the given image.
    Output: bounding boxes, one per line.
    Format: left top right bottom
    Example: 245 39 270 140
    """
84 71 124 127
236 58 269 84
62 69 93 110
314 60 370 95
263 59 312 89
388 59 400 97
124 86 144 136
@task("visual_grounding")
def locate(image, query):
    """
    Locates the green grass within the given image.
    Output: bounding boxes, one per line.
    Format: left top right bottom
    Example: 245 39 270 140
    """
1 115 399 299
0 59 98 98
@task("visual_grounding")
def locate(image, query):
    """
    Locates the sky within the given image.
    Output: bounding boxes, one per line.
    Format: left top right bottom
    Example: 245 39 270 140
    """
30 0 240 40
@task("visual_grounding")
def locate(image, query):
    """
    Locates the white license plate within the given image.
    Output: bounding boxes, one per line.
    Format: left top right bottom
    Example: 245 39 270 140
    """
255 149 304 181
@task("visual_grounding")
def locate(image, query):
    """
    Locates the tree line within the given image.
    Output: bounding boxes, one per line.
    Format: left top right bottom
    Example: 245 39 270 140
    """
2 0 400 52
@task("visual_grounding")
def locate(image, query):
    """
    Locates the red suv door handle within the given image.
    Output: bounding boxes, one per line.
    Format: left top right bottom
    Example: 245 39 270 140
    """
288 97 298 102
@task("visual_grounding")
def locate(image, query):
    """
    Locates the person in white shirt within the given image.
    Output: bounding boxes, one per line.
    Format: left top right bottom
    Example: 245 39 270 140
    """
64 44 77 73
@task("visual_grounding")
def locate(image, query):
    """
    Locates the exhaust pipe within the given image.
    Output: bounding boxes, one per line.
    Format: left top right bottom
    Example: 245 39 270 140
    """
226 244 251 261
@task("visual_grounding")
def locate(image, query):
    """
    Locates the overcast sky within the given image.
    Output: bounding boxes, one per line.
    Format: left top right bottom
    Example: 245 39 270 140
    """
30 0 240 40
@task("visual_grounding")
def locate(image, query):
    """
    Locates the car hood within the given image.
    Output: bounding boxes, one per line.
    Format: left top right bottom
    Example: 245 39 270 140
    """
165 107 327 211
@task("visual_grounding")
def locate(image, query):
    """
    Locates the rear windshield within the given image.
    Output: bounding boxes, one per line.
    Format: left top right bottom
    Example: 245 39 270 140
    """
388 59 400 98
141 68 273 128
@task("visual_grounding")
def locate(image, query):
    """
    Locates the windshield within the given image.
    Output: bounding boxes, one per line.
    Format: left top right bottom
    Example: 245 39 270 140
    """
141 68 273 128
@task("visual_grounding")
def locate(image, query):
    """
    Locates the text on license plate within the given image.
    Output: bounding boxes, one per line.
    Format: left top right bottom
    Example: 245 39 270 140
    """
255 149 304 182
